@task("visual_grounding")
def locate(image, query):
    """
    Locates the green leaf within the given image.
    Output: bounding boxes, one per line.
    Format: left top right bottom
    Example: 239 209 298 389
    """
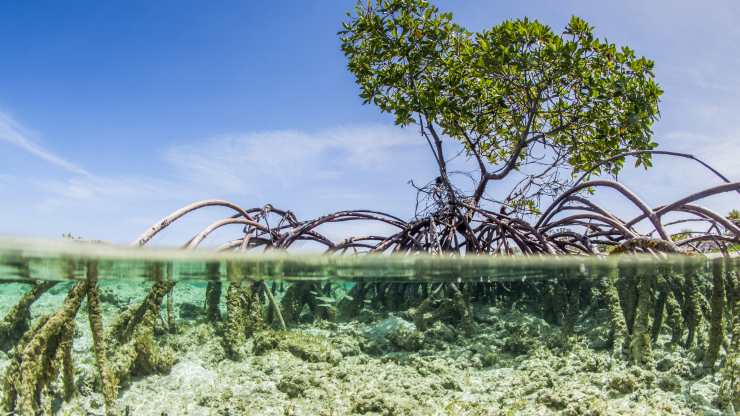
340 1 661 207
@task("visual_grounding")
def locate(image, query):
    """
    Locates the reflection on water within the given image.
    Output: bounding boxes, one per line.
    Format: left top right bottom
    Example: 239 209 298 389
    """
0 238 737 415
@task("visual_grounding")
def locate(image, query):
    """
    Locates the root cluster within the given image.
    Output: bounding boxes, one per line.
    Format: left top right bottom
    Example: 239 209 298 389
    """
0 170 738 415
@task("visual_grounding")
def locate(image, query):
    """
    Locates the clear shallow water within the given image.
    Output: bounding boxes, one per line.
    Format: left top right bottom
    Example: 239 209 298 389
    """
0 237 726 283
0 238 737 415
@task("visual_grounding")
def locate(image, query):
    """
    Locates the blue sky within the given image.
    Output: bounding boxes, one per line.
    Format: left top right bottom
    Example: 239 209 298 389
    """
1 0 738 246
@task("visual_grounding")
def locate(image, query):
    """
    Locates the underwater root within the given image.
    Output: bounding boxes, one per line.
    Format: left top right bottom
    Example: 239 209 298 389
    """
86 262 120 416
2 280 87 415
0 280 56 352
704 259 725 370
106 270 176 382
606 258 738 373
280 281 334 325
598 266 627 357
223 262 265 359
718 264 739 411
0 261 193 416
413 283 473 334
628 269 654 365
262 281 286 331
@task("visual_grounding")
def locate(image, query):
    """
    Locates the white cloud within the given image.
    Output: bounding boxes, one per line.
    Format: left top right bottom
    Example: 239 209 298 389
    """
0 123 427 244
21 124 421 207
163 124 422 195
23 124 422 209
0 113 89 176
32 175 184 210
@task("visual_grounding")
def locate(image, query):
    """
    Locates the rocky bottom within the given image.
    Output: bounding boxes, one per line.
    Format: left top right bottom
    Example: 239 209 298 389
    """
0 280 732 416
27 311 723 415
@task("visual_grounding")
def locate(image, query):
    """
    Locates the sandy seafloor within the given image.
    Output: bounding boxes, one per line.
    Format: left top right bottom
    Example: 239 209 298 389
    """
0 280 732 416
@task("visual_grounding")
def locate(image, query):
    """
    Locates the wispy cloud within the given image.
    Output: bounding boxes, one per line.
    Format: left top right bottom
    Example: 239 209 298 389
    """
2 117 737 245
164 124 423 195
1 123 427 244
0 113 89 176
33 175 185 209
27 124 422 207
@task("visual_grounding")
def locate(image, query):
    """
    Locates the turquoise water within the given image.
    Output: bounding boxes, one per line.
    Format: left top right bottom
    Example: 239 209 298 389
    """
0 238 737 415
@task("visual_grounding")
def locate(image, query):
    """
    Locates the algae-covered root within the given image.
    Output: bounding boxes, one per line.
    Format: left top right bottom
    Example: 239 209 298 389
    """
682 262 703 350
704 258 725 370
224 280 247 359
718 264 739 411
86 261 120 416
107 265 176 383
597 265 627 357
2 280 88 415
412 283 472 334
0 280 56 351
628 269 655 366
224 262 265 360
280 281 322 324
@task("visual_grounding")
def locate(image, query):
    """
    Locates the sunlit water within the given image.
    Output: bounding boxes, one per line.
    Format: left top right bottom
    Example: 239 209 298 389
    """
0 238 737 415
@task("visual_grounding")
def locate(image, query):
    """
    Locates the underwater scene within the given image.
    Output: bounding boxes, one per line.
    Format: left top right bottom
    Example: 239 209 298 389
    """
0 240 736 416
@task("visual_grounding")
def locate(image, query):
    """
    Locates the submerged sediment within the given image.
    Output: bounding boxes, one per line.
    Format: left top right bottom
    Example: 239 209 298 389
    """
53 305 732 415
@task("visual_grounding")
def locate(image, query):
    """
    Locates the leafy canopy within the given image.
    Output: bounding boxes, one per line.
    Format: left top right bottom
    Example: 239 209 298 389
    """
340 0 663 208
